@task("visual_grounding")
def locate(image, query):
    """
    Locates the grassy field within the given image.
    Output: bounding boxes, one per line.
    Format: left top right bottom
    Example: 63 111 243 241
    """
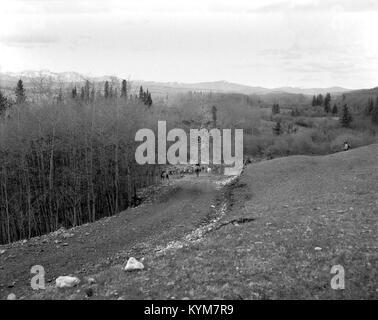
19 144 378 300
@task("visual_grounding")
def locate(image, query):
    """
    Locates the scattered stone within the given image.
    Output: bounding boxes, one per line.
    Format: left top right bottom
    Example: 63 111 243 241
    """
55 276 80 288
0 249 5 255
62 243 69 246
124 257 144 271
314 247 322 251
62 233 74 239
7 293 16 300
85 232 90 236
54 240 61 244
117 296 126 300
86 277 96 285
211 205 215 208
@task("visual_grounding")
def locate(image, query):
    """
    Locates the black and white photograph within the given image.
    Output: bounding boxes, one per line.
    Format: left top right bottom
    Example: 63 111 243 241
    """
0 0 377 305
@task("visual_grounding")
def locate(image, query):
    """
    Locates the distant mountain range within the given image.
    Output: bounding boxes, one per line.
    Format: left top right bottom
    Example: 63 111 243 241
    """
0 70 352 96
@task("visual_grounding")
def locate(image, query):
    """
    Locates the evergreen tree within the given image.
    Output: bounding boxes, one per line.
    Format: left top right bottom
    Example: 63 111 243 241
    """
371 97 378 125
57 88 63 103
324 93 331 113
340 104 353 127
72 86 77 99
15 79 26 104
272 121 282 135
317 94 324 106
90 87 95 102
312 95 317 106
109 85 114 98
365 97 374 116
84 80 90 102
211 105 217 126
332 104 338 115
291 108 300 117
104 81 110 98
272 103 280 114
0 90 9 115
121 80 127 98
146 92 152 107
80 87 85 100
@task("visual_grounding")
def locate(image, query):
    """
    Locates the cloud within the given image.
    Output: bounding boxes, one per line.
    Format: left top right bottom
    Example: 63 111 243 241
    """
4 0 378 16
251 0 378 13
0 34 57 47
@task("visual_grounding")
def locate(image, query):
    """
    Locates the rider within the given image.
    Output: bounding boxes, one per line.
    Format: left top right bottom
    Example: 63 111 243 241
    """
343 141 350 151
195 163 201 177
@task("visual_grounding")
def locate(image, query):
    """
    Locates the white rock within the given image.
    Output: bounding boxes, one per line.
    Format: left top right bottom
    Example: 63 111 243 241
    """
62 233 74 238
55 276 80 288
124 257 144 271
314 247 322 251
7 293 16 300
86 277 96 285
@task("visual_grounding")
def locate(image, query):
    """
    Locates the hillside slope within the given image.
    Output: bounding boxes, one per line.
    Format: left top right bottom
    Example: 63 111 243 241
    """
180 145 378 299
2 145 377 300
80 145 376 300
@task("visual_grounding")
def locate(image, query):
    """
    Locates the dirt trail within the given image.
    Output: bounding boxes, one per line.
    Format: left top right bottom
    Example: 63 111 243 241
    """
0 173 232 299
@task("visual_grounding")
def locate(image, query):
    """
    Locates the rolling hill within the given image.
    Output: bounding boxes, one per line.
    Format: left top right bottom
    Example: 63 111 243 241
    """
0 70 351 97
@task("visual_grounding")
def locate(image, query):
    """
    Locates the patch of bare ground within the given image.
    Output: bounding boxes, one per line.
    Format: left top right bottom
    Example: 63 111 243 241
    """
0 174 231 300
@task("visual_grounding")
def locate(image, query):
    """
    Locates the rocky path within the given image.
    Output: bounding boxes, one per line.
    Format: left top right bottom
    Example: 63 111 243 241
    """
0 173 234 299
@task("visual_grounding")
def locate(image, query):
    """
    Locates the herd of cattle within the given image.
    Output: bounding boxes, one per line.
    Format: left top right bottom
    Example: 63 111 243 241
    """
160 165 215 180
160 158 253 181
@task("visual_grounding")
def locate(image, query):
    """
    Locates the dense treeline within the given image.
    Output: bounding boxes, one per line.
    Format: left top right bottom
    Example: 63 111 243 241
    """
0 80 159 244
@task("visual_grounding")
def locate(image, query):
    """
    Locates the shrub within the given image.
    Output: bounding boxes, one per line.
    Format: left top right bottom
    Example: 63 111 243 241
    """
330 132 376 152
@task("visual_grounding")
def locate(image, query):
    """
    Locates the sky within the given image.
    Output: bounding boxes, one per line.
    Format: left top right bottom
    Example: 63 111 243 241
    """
0 0 378 89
